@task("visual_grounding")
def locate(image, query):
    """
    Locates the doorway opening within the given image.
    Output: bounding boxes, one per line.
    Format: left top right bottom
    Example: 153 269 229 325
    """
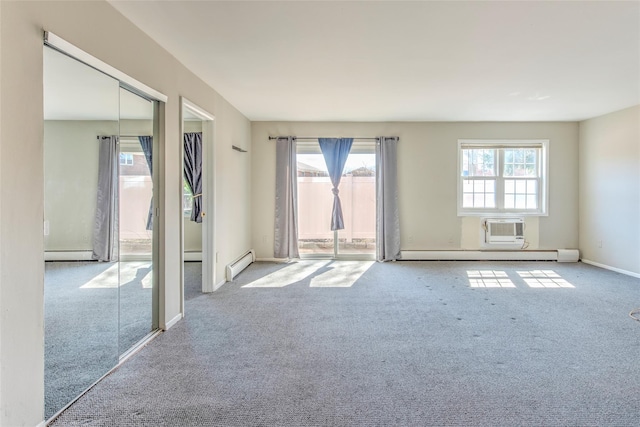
180 99 216 317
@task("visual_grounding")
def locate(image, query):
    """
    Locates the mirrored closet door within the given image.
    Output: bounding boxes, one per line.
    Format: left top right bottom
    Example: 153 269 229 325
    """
118 87 158 355
43 45 158 420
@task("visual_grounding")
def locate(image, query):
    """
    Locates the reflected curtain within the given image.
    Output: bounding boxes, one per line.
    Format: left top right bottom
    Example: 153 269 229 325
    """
138 136 153 230
376 136 401 261
318 138 353 231
92 135 119 262
183 132 203 223
274 136 299 259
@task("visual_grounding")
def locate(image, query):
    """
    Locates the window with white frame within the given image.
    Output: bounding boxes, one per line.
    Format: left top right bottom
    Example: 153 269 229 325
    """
458 140 548 216
119 152 133 166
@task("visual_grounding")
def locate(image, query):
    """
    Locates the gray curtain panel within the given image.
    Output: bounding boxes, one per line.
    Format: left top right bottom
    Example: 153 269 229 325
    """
318 137 354 231
274 136 300 259
138 136 153 230
183 132 203 223
92 135 119 262
376 136 401 261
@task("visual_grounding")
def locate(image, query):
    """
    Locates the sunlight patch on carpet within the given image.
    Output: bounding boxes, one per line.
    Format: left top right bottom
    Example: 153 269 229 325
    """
310 261 374 287
467 270 515 288
242 260 330 288
518 270 575 288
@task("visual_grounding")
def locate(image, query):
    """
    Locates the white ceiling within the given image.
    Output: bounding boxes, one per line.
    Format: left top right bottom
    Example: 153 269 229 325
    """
108 1 639 122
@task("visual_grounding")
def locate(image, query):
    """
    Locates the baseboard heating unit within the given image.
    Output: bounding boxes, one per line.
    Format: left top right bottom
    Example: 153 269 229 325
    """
226 249 255 281
400 250 559 261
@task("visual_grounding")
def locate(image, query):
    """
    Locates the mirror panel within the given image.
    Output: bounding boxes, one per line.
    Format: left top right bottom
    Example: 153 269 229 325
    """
43 46 120 419
118 87 155 355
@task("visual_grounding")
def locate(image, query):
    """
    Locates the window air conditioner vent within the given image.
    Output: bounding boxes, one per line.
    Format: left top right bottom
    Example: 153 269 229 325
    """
485 218 524 244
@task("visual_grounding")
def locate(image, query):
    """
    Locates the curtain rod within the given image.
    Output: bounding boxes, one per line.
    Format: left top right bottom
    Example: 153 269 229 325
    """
96 135 151 139
268 136 380 141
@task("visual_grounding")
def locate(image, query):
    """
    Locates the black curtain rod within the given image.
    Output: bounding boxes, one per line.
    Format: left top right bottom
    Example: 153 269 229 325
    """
96 135 151 139
268 136 380 141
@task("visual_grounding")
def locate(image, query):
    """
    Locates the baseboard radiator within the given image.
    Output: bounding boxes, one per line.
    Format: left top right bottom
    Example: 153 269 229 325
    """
45 251 93 261
226 249 255 281
400 250 578 262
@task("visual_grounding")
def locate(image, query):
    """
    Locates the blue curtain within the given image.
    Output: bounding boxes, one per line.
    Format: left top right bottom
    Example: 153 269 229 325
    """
184 132 203 223
138 136 153 230
318 138 354 231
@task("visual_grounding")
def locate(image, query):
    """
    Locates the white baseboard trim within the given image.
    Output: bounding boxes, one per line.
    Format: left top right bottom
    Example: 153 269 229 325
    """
163 313 182 330
44 251 93 261
36 421 47 427
184 252 202 261
214 279 226 291
400 250 558 261
255 257 290 263
581 259 640 279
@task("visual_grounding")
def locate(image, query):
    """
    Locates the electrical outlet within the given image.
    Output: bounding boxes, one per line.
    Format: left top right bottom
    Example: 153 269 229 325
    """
43 220 50 236
262 235 267 244
597 240 602 248
408 235 414 243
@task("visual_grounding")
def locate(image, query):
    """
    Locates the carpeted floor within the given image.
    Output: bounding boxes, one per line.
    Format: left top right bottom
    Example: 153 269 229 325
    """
50 260 640 426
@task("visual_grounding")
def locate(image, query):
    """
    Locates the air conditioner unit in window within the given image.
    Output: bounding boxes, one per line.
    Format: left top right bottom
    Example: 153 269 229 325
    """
484 218 524 244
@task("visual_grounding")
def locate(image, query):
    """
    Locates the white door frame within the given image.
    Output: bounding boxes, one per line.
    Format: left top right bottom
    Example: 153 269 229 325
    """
180 98 216 319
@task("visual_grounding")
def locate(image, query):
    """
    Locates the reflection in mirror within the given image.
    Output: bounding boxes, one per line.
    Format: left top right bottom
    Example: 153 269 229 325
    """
43 46 120 419
118 87 156 355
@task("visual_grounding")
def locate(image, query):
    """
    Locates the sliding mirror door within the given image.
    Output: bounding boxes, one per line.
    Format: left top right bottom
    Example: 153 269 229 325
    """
43 45 160 420
118 87 158 355
43 46 120 419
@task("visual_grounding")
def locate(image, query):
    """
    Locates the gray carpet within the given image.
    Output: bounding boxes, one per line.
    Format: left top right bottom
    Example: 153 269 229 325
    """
50 260 640 426
45 261 153 419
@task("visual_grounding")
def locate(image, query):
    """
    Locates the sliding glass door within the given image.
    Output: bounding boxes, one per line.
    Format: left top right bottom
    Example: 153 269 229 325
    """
297 142 376 259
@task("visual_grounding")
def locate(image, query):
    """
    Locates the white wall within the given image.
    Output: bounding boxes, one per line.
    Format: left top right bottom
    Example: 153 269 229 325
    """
44 121 117 252
251 122 578 259
579 105 640 275
0 1 251 425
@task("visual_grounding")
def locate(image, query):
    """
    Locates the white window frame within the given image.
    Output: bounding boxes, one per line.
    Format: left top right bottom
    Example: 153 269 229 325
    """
119 152 134 166
457 139 549 216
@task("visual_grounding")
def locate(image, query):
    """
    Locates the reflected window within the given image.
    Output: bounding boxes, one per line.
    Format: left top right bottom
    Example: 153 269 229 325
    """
119 152 133 166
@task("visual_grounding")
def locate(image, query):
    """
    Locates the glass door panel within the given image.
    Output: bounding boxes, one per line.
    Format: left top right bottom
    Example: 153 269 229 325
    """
297 153 335 256
337 152 376 256
297 144 376 259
